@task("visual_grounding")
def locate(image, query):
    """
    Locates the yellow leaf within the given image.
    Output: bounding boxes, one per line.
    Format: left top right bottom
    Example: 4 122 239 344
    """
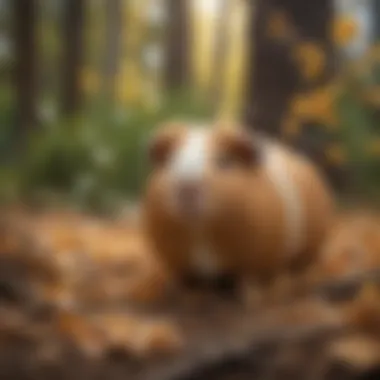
289 96 311 119
288 84 340 126
332 15 359 47
292 42 326 82
329 335 380 370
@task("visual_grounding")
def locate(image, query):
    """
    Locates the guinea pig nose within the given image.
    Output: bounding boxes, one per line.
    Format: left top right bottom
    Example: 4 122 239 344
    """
178 181 200 202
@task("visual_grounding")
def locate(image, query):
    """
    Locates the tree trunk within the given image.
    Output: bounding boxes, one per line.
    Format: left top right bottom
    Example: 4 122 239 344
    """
243 0 346 191
102 0 122 100
211 0 231 104
61 0 85 116
373 0 380 41
13 0 38 135
244 0 335 137
164 0 190 92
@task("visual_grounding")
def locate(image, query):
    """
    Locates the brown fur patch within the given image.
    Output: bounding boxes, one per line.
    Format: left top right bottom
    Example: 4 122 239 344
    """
142 122 336 290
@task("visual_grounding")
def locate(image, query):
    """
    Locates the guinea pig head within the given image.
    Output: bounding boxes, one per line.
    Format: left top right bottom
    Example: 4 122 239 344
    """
145 122 262 225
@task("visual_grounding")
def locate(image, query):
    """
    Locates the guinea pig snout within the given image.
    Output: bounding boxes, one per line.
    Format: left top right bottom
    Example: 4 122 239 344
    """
178 181 201 204
174 180 205 216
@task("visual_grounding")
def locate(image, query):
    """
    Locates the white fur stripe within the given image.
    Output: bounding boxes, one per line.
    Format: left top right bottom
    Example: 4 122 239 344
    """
170 127 209 183
264 144 304 258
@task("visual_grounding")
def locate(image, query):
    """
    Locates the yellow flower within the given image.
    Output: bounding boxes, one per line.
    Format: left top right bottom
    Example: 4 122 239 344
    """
292 42 326 82
325 144 346 165
332 16 358 47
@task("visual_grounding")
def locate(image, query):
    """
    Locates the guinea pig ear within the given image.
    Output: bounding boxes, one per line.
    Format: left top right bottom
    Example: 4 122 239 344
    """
146 123 183 166
225 131 262 167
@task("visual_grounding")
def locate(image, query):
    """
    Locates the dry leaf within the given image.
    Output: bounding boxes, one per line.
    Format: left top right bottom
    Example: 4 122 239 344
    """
56 311 107 358
343 282 380 334
317 212 380 280
329 334 380 370
92 314 184 358
292 42 326 82
332 16 359 47
132 320 184 358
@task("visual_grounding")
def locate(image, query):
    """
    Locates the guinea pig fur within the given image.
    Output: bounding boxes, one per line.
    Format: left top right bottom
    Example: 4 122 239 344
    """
141 121 336 289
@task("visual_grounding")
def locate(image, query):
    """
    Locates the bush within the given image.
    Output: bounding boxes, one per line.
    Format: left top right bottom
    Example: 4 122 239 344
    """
335 50 380 200
0 84 15 161
3 90 214 213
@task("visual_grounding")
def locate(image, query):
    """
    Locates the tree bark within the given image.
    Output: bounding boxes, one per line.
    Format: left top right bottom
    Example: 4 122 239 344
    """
243 0 335 137
164 0 190 92
13 0 38 135
243 0 346 191
102 0 122 100
373 0 380 41
211 0 231 104
61 0 85 116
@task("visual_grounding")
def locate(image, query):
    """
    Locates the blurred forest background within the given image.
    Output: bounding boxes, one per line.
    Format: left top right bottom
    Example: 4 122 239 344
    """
0 0 380 214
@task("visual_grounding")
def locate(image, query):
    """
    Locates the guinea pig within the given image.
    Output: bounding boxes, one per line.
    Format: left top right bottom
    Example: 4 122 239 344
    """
141 120 336 292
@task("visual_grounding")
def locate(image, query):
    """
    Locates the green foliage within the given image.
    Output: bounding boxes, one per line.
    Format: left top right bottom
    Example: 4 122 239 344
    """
4 90 213 213
335 57 380 200
0 84 14 160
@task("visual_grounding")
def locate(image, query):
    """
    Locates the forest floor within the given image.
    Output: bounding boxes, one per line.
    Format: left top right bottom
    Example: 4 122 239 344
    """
0 204 380 380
